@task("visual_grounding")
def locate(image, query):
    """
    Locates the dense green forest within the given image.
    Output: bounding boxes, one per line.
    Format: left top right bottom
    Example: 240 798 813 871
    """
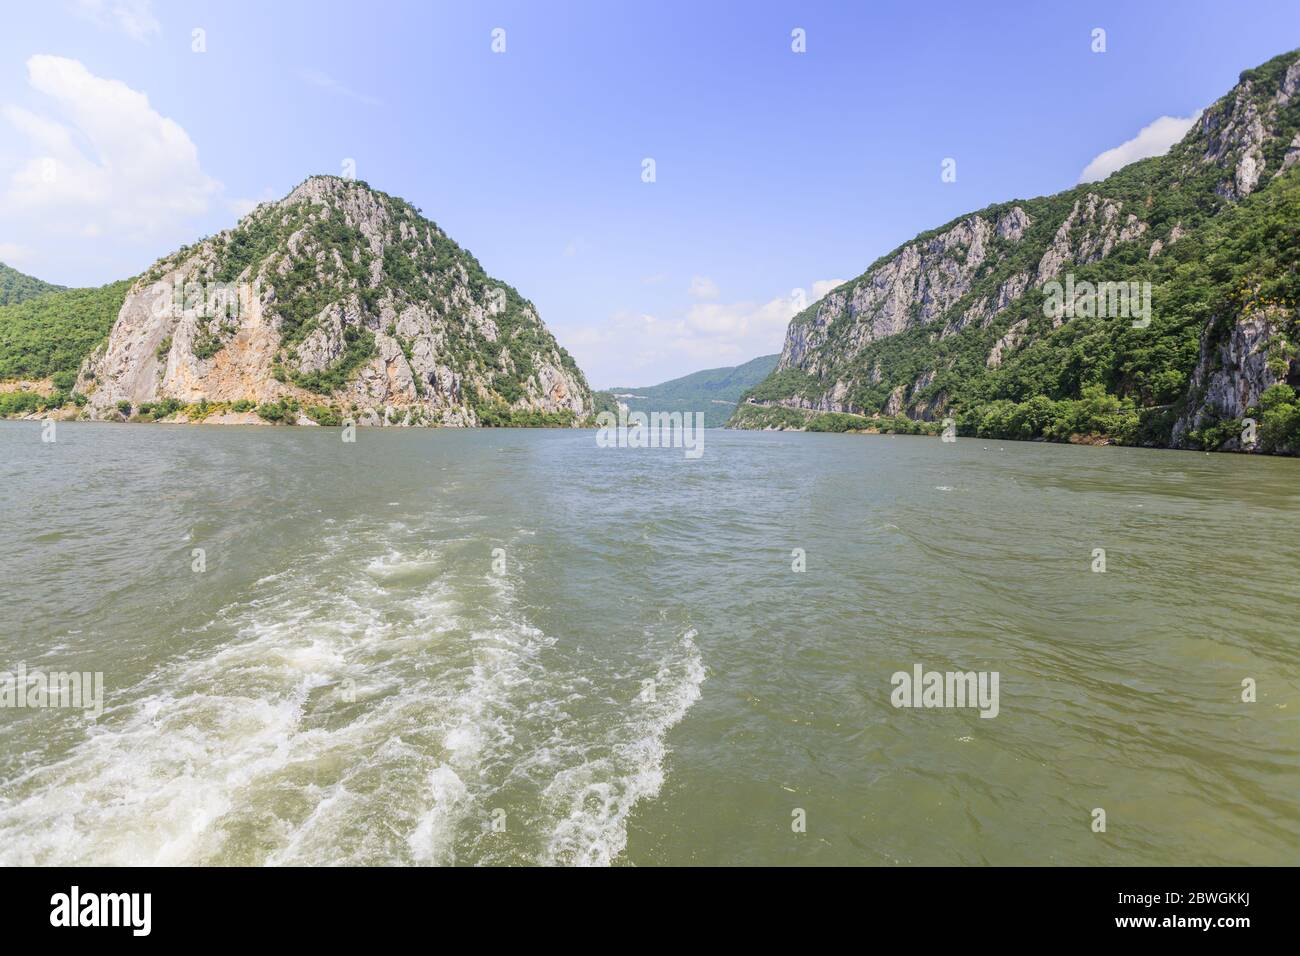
0 262 64 307
0 277 133 418
611 353 778 427
0 280 133 382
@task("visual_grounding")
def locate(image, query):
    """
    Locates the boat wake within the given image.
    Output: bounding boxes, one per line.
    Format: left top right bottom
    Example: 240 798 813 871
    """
0 518 704 866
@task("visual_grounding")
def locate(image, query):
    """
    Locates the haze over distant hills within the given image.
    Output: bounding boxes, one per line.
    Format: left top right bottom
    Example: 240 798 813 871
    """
608 354 778 427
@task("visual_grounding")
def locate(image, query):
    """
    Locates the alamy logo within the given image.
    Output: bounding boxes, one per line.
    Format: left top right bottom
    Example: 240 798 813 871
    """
1042 272 1152 328
595 408 705 459
149 277 244 321
50 887 151 936
890 664 1000 718
1 664 103 719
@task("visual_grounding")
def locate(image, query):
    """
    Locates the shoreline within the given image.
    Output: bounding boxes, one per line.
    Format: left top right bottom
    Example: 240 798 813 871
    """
3 414 1298 457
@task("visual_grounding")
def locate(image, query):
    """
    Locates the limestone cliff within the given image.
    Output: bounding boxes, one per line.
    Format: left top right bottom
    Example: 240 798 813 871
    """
80 176 592 426
732 49 1300 455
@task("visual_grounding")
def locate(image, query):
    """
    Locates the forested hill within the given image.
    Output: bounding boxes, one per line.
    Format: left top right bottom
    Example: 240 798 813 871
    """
1 176 596 427
611 354 778 427
0 262 65 306
732 48 1300 456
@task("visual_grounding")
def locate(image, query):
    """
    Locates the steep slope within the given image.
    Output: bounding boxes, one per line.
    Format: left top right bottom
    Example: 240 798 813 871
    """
732 49 1300 455
0 262 65 306
610 354 778 426
79 176 593 426
0 281 132 384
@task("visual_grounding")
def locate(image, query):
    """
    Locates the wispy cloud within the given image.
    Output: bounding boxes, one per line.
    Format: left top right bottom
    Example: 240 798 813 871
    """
226 188 277 220
573 278 845 386
300 69 383 107
1078 113 1201 183
0 54 228 286
688 275 720 299
72 0 160 43
810 278 845 301
2 55 219 242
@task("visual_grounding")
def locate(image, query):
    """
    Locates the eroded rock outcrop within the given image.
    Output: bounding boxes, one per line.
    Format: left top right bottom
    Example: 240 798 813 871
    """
1172 308 1290 445
80 176 592 425
733 48 1300 453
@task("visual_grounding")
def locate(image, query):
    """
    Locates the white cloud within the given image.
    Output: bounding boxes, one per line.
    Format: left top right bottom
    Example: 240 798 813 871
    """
574 279 845 387
226 198 262 219
225 187 278 220
688 275 720 299
811 278 845 301
0 55 221 282
73 0 161 43
300 69 383 107
1078 113 1201 183
0 243 29 265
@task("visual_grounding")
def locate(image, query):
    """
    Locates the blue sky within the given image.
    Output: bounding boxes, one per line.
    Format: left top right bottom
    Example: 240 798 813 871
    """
1 1 1297 387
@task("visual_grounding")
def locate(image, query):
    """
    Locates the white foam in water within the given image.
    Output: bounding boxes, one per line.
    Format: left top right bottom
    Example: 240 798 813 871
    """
540 628 706 866
0 688 310 865
0 518 705 867
406 765 472 865
0 525 468 865
364 547 446 586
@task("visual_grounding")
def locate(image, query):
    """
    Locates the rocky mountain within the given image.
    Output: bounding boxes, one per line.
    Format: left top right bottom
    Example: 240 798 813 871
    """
78 176 592 426
609 353 778 427
731 49 1300 455
0 262 64 307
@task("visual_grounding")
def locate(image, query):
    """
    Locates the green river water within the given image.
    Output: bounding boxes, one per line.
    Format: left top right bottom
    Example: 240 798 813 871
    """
0 422 1296 865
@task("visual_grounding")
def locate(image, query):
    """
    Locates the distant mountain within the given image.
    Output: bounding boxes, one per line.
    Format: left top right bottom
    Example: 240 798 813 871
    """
0 262 64 307
610 354 779 426
733 48 1300 456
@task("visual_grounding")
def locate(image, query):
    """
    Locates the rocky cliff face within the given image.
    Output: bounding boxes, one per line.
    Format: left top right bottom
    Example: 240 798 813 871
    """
758 189 1154 423
1171 307 1290 445
81 176 592 425
733 49 1300 454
